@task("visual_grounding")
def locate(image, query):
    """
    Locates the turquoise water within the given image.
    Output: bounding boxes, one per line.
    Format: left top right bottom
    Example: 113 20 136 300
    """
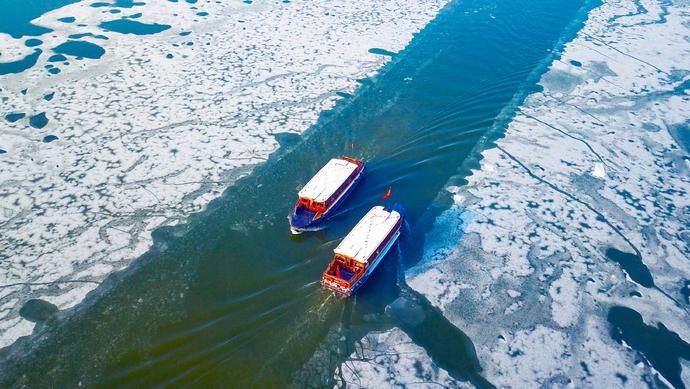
0 0 79 38
100 19 171 35
0 49 42 76
0 0 614 386
53 40 106 59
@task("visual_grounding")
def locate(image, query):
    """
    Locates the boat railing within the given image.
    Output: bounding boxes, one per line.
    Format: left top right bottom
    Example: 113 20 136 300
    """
340 156 364 167
322 273 352 294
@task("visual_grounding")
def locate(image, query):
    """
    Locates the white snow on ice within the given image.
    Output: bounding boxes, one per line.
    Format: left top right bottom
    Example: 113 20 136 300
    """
405 0 690 386
335 327 472 388
0 0 449 348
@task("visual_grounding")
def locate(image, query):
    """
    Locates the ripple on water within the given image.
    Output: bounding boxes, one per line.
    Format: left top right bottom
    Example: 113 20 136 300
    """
99 19 171 35
53 40 106 59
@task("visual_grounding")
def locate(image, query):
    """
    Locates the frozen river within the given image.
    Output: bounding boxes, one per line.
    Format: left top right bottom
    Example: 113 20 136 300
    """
1 0 688 386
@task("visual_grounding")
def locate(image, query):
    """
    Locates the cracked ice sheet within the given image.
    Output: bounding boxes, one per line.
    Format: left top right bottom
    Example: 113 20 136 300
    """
335 327 472 388
0 0 449 348
406 0 690 386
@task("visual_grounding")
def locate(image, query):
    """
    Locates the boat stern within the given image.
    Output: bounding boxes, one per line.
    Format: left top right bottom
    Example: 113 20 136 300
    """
321 276 353 297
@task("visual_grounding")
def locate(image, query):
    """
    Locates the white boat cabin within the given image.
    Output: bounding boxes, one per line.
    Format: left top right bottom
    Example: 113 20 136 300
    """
322 206 402 294
334 206 401 265
297 158 360 213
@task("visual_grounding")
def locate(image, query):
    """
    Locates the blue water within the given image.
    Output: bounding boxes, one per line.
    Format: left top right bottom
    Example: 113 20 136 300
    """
609 306 690 389
5 113 26 122
28 112 49 129
25 39 43 47
100 19 171 35
47 54 68 62
68 32 109 40
0 0 79 38
0 0 601 386
606 247 654 288
0 49 42 76
53 40 106 59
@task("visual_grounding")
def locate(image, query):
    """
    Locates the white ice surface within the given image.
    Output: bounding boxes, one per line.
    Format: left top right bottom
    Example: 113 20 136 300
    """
405 0 690 386
335 327 472 388
0 0 449 348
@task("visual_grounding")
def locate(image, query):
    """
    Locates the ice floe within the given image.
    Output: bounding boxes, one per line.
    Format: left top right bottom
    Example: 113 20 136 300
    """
405 0 690 386
335 327 471 388
0 0 449 348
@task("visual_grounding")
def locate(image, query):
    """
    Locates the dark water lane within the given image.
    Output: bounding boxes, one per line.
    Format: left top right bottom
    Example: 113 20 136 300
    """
0 0 593 386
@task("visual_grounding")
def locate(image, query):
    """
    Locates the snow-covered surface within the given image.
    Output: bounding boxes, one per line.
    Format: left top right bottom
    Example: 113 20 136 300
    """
0 0 449 348
335 206 401 264
297 158 358 203
334 327 472 388
404 0 690 386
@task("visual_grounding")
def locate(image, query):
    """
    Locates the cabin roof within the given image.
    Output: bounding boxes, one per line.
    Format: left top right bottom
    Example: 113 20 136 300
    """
334 206 401 264
298 158 359 203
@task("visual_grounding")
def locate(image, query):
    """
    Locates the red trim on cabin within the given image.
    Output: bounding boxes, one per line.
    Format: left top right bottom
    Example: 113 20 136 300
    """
339 156 364 167
321 216 401 294
295 157 364 214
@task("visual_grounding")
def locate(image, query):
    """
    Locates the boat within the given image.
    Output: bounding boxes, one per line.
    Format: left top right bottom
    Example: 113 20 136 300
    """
289 156 365 234
321 204 404 296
